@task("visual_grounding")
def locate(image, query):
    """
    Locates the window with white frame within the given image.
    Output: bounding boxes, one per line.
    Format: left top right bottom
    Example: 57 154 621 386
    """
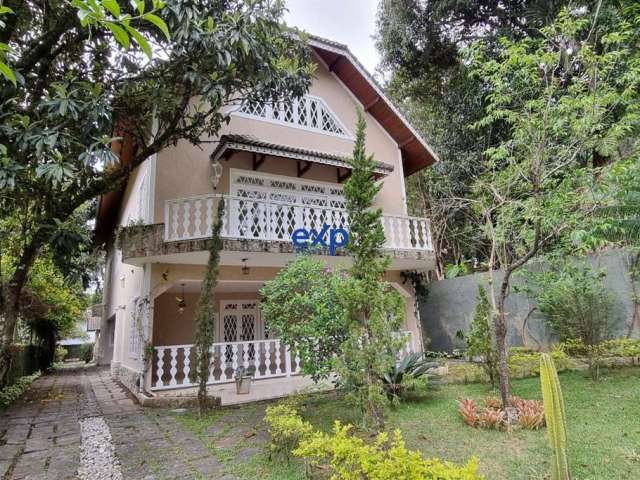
236 95 352 138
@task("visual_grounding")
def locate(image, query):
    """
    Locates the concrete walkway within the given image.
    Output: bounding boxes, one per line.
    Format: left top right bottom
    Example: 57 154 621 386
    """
0 367 226 479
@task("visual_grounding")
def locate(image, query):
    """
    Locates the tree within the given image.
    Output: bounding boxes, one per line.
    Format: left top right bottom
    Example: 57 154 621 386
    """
527 262 617 380
466 284 498 388
194 198 224 415
335 112 405 430
467 3 640 408
260 255 348 382
375 1 573 277
0 0 313 385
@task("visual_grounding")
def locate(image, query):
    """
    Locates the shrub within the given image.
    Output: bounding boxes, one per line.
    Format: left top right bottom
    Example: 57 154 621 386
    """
447 362 486 384
264 402 314 459
478 407 506 430
458 396 545 431
54 346 68 363
526 263 618 380
294 421 484 480
565 338 640 358
80 343 94 363
508 348 570 378
458 398 478 427
380 353 439 401
0 371 41 409
466 285 498 388
511 397 545 430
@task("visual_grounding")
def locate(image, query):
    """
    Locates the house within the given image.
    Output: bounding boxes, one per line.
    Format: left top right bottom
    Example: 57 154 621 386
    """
94 35 438 405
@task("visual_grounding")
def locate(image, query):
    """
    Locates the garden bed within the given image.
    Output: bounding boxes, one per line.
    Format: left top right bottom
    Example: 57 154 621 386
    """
176 367 640 479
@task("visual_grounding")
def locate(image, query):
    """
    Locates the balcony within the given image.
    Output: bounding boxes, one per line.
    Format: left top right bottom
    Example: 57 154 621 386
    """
164 193 433 252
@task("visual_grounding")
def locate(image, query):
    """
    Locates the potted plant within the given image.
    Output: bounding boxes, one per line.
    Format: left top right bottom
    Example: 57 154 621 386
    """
235 366 253 394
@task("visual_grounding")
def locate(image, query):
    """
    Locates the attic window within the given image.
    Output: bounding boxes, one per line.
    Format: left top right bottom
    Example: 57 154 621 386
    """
237 95 352 139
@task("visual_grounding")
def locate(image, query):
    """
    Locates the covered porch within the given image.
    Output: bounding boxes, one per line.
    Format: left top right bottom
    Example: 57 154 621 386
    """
148 279 416 401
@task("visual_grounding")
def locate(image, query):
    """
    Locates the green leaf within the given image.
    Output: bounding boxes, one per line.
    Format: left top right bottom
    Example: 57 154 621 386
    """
0 6 14 14
102 0 121 18
105 21 130 49
133 0 145 15
143 13 170 39
124 25 151 59
0 61 16 86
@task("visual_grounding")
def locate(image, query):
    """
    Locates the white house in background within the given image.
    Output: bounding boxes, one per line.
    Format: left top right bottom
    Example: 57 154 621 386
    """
93 35 438 405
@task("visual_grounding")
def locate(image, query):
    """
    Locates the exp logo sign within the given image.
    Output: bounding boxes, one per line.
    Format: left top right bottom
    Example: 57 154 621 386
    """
292 224 349 255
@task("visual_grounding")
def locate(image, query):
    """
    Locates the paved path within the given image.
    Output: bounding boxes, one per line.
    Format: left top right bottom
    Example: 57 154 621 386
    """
0 367 226 479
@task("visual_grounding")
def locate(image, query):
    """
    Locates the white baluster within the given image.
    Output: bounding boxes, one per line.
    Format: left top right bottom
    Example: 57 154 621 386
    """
182 201 191 238
205 197 214 236
208 345 216 383
183 347 191 386
231 344 239 373
274 340 282 375
193 200 202 237
169 347 178 386
294 350 301 374
284 345 293 377
155 348 164 388
242 342 250 371
171 204 179 240
264 341 272 377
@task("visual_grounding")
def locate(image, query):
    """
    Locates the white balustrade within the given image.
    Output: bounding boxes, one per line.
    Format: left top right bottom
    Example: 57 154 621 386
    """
151 332 416 391
164 194 432 252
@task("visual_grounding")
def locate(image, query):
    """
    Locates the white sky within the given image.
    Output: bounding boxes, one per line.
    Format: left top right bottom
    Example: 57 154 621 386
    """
284 0 381 74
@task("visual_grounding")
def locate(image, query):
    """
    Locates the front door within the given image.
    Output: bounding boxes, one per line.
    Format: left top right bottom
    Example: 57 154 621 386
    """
219 300 260 362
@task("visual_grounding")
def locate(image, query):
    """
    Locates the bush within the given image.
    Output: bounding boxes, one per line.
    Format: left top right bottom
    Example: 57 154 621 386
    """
294 421 483 480
0 371 41 409
54 346 68 363
465 285 498 388
80 343 94 363
380 353 439 401
457 396 544 431
562 338 640 358
264 401 314 459
508 348 570 379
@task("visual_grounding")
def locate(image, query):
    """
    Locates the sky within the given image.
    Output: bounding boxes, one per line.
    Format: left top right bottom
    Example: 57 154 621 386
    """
283 0 381 74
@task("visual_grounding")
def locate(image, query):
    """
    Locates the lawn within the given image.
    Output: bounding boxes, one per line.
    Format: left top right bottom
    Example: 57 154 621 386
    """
177 368 640 479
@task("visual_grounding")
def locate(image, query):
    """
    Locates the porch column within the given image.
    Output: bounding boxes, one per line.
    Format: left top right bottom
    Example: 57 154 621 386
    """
141 263 155 393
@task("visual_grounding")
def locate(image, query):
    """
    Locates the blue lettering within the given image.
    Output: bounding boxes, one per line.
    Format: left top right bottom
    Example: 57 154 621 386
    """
329 228 349 255
292 228 309 247
291 225 350 255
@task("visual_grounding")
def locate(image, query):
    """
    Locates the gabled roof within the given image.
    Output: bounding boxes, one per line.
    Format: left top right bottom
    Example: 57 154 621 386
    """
213 134 393 176
307 35 439 175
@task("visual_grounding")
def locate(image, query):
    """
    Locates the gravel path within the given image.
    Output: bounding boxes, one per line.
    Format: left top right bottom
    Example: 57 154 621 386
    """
78 417 123 480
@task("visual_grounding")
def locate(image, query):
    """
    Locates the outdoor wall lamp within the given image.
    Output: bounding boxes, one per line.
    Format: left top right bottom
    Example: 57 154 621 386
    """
241 258 250 275
210 153 223 190
176 283 187 314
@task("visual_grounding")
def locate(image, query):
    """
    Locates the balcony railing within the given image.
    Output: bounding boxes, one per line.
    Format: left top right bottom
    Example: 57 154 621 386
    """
151 332 415 391
164 194 433 252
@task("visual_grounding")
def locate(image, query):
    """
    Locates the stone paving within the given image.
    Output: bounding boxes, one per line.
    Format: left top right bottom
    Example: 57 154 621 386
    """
0 367 227 479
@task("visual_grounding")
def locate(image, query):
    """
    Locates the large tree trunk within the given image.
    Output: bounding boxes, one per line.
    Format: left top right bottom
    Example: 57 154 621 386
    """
0 232 46 386
494 296 511 408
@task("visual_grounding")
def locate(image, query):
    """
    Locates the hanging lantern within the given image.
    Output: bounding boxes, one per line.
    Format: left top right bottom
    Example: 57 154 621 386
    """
210 153 223 190
176 283 187 314
241 258 250 275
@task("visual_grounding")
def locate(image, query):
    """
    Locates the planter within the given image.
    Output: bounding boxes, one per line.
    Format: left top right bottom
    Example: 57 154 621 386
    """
235 375 253 394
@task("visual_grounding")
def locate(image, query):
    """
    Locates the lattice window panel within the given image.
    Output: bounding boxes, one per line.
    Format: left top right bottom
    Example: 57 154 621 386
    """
238 95 351 137
236 175 265 187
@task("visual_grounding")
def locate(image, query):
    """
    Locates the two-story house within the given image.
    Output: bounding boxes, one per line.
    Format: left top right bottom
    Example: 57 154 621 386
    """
94 35 438 405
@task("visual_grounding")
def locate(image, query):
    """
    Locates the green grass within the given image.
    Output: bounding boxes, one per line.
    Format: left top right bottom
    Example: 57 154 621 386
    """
177 368 640 479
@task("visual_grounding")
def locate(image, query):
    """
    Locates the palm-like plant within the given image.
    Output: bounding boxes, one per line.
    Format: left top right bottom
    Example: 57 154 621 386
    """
380 353 440 400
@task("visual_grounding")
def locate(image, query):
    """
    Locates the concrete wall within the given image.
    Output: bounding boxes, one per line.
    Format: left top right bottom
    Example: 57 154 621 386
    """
419 249 639 352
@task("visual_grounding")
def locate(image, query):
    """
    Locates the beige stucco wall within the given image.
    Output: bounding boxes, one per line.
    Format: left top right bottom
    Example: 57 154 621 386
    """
105 162 152 371
152 54 406 223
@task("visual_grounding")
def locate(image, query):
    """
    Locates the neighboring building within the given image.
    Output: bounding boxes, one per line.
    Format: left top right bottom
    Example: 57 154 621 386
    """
94 35 438 405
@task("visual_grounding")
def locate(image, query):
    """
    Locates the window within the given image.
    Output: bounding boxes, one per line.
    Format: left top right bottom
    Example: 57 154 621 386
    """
236 95 352 138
